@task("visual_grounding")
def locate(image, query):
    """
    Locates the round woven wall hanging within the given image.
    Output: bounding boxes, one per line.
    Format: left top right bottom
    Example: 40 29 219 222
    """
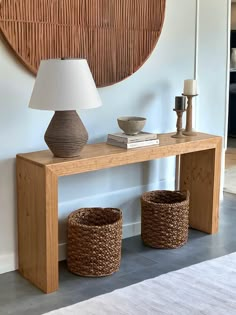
0 0 166 87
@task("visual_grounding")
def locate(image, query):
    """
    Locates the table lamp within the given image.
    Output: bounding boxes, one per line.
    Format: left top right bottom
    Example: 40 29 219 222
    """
29 59 102 158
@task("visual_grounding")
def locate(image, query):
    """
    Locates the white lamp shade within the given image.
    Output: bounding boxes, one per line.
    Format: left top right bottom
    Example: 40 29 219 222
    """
29 59 102 111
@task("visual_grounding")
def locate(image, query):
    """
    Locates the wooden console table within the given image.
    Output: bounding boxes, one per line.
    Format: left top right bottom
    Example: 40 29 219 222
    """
16 132 222 293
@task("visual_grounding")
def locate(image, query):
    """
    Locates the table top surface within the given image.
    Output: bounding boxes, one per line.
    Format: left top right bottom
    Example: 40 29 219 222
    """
17 132 221 169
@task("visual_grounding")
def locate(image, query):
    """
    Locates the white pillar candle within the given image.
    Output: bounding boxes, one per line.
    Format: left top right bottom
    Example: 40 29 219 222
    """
183 79 197 95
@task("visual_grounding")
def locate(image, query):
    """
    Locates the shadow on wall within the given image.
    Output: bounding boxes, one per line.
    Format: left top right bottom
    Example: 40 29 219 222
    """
136 80 174 134
141 157 176 192
58 187 144 245
58 159 176 246
0 158 17 260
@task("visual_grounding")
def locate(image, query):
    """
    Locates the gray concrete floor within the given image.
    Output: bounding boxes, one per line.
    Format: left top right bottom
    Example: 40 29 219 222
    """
1 192 236 315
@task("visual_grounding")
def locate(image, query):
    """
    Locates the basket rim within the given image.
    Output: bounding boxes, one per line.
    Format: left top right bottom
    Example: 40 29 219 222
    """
141 190 190 206
68 207 122 229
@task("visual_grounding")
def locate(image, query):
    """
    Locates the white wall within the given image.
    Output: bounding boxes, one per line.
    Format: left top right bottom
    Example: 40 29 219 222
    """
196 0 228 138
0 0 227 274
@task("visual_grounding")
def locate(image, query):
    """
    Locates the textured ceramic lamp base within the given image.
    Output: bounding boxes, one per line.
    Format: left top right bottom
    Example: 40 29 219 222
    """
44 110 88 158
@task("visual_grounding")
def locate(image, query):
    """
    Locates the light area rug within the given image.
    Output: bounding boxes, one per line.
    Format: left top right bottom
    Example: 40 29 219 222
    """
44 253 236 315
224 166 236 194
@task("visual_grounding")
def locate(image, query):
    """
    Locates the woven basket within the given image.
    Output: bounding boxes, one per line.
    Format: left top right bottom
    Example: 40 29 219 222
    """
141 190 189 249
67 207 122 277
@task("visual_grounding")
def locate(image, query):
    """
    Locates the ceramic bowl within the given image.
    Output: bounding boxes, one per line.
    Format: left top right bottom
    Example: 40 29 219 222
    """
117 116 146 135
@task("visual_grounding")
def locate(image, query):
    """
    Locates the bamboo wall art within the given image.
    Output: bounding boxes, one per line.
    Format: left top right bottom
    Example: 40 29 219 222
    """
0 0 166 87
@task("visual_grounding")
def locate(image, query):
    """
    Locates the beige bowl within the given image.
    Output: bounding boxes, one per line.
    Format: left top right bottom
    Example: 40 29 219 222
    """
117 116 146 135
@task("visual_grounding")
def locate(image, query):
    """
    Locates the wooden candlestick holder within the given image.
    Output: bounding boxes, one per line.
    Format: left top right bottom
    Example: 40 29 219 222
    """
182 94 198 136
171 109 186 138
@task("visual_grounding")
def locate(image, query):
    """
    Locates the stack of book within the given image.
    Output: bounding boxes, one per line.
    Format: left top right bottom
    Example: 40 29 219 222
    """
107 132 159 149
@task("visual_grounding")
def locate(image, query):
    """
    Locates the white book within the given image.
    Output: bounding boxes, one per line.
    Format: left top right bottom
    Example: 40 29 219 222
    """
107 131 157 143
107 138 159 149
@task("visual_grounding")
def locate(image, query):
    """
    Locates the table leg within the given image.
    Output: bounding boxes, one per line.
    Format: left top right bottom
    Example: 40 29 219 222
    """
179 142 221 234
17 157 58 293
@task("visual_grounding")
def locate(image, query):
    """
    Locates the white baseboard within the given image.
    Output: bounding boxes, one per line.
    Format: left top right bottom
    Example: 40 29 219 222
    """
0 178 174 274
122 221 141 239
59 221 141 261
0 254 17 275
0 221 143 272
